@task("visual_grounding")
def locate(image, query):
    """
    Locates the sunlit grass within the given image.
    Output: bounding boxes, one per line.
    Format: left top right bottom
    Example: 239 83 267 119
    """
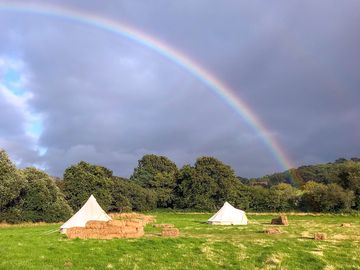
0 212 359 269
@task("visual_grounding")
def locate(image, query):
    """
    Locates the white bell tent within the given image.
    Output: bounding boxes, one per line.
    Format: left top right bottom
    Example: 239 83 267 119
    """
208 201 248 225
60 194 112 233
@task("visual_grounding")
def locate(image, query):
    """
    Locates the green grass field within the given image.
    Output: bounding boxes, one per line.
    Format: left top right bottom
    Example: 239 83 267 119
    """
1 212 359 270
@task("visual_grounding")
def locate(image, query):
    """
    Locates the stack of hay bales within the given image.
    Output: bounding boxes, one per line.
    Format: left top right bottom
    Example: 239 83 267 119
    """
65 219 144 239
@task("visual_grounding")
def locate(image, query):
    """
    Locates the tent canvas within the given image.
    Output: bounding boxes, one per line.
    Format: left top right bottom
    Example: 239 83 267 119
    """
208 201 248 225
60 194 112 233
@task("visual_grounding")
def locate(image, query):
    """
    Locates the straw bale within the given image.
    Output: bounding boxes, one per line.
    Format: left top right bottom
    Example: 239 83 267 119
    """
64 261 73 267
264 228 281 234
124 220 142 227
161 228 179 237
271 215 289 226
341 223 351 227
109 212 155 225
86 220 107 229
153 223 175 228
314 233 327 240
107 220 126 227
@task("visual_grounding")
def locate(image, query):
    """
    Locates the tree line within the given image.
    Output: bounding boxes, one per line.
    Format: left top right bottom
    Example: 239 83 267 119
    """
0 149 359 223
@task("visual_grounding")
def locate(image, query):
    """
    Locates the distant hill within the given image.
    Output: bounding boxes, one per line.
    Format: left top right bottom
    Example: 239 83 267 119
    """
252 157 360 187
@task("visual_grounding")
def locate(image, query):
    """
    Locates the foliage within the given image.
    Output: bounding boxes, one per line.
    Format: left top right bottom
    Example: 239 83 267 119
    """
300 181 354 212
1 148 360 217
174 157 241 210
0 150 27 210
257 158 360 188
62 161 113 211
20 168 73 222
0 150 72 223
174 165 217 210
131 154 178 208
110 176 157 212
335 161 360 209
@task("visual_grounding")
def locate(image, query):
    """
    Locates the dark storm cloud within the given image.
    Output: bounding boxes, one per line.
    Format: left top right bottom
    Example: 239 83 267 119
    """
0 0 359 177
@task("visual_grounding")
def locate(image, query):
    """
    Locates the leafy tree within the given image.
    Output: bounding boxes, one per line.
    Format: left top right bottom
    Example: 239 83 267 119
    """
110 176 157 212
300 181 354 212
336 161 360 209
269 183 300 211
21 168 73 222
174 165 218 210
195 157 240 205
174 157 242 210
63 161 113 211
0 150 27 213
247 186 272 211
131 154 178 208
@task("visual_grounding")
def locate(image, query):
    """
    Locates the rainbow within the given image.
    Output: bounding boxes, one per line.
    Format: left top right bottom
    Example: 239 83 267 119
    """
0 1 296 174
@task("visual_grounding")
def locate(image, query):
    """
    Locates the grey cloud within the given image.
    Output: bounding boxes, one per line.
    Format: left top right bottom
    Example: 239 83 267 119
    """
0 0 359 178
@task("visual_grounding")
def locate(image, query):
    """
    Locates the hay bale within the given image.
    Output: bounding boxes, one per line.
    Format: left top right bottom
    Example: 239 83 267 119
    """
264 228 281 234
107 220 126 227
341 223 351 227
124 220 143 227
85 220 107 229
314 233 327 240
153 223 175 228
271 215 289 226
109 212 155 225
64 261 73 267
161 228 179 237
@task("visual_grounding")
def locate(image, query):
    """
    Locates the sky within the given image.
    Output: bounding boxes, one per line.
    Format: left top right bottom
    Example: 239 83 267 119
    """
0 0 359 178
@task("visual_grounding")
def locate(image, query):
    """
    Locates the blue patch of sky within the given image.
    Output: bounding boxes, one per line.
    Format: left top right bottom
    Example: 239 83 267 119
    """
29 118 44 138
2 65 46 155
3 68 26 96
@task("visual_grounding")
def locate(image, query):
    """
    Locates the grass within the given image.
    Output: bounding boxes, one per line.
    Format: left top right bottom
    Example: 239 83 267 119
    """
0 212 360 269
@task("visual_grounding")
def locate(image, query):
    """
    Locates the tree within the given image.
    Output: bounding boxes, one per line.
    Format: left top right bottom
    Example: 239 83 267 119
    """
174 157 241 210
269 183 299 211
110 176 157 212
336 161 360 209
300 181 354 212
195 156 240 206
174 165 218 210
247 186 272 211
63 161 113 211
0 150 27 216
21 168 73 222
131 154 178 208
